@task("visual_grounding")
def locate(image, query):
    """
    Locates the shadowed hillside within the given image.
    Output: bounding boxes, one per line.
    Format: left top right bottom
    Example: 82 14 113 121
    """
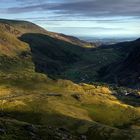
99 38 140 88
19 33 85 77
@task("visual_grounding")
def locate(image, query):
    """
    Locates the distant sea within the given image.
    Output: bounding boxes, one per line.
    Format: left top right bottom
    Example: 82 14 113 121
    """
77 36 138 44
46 27 138 45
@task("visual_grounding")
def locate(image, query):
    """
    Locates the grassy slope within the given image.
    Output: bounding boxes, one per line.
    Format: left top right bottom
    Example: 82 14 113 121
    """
0 19 140 139
1 77 140 139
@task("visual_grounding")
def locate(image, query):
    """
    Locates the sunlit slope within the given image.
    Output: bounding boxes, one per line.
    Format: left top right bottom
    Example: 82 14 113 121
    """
0 78 140 139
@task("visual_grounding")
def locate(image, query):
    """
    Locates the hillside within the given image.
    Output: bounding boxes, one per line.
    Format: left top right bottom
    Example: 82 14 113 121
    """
0 19 140 140
0 19 97 78
99 38 140 88
0 19 96 48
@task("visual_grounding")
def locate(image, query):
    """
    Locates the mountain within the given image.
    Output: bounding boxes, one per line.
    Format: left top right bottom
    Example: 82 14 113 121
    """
0 19 97 78
0 19 96 48
99 38 140 88
0 19 140 140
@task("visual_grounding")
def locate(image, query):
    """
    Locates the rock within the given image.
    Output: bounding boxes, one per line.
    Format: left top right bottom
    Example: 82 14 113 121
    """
48 126 52 129
125 92 130 96
59 127 69 133
46 93 62 97
71 94 81 101
0 112 6 117
23 124 38 133
0 128 6 134
29 132 36 136
81 135 87 140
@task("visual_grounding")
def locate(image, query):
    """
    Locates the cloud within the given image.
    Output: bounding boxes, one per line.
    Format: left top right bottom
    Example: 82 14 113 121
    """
0 0 140 38
50 0 140 17
1 0 140 18
0 0 140 17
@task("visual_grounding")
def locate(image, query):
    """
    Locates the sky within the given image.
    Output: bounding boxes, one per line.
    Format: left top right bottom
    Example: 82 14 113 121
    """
0 0 140 39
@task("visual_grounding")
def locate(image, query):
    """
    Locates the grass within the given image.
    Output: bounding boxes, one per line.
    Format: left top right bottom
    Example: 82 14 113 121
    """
83 103 138 127
0 76 140 128
1 78 140 139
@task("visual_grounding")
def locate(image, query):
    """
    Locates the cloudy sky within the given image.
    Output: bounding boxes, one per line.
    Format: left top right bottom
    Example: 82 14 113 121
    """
0 0 140 38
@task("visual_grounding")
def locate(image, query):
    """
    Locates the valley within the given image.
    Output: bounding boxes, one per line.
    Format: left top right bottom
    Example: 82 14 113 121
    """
0 19 140 140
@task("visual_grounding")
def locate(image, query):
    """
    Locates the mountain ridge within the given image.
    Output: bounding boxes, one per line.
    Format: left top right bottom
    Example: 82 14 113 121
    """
0 18 96 48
